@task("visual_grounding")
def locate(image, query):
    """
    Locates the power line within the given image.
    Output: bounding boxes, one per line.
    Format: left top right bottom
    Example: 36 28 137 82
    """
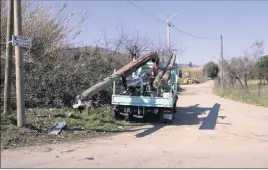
125 0 220 40
126 0 166 25
173 27 220 40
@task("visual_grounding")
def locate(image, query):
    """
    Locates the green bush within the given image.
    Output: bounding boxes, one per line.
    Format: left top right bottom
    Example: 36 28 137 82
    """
0 48 128 109
203 61 219 78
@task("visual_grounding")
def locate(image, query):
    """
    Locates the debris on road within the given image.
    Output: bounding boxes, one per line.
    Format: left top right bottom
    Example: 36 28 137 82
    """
32 110 44 125
48 121 66 135
85 157 94 160
60 149 75 153
182 78 200 85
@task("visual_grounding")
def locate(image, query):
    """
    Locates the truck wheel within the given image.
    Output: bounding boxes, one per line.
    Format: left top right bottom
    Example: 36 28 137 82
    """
173 102 177 113
124 114 133 122
111 107 120 120
142 113 148 123
161 108 173 124
165 118 173 124
159 109 165 123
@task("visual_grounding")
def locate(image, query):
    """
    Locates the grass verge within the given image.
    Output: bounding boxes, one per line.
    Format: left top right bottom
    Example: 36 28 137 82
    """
213 87 268 108
1 107 129 149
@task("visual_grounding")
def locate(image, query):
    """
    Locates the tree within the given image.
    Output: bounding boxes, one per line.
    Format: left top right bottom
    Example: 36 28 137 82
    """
151 35 186 62
0 1 125 108
203 61 219 78
123 30 151 59
223 41 264 90
255 55 268 82
1 0 88 61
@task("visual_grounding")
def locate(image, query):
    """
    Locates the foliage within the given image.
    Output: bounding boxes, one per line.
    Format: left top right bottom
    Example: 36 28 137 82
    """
222 41 264 89
0 1 128 109
213 81 268 108
179 66 207 85
255 55 268 81
1 107 128 148
0 0 88 59
203 61 219 78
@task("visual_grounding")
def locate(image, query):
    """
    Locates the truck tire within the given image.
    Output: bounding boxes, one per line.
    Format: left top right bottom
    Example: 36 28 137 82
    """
161 108 173 124
159 108 165 123
165 118 173 124
111 107 120 120
142 113 149 123
124 114 134 122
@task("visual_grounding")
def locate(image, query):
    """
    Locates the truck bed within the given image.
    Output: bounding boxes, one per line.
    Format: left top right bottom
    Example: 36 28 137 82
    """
111 94 177 108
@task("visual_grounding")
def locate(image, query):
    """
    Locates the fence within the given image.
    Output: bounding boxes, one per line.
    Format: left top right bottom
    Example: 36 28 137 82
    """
214 78 268 107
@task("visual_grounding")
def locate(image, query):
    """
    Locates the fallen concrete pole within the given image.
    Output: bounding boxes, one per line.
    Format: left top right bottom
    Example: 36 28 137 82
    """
161 54 176 85
73 52 159 107
152 52 173 89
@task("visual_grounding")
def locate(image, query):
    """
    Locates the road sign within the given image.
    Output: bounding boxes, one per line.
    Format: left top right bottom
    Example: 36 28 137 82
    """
12 35 32 48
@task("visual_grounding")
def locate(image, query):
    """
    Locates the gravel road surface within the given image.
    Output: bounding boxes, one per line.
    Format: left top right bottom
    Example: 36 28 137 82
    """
1 81 268 168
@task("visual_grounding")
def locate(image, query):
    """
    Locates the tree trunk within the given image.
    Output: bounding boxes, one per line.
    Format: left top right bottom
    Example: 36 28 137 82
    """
258 80 261 97
244 73 248 90
236 77 245 89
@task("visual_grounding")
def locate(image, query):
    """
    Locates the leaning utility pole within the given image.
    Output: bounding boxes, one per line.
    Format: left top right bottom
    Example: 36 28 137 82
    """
3 0 14 115
14 0 26 127
220 35 224 95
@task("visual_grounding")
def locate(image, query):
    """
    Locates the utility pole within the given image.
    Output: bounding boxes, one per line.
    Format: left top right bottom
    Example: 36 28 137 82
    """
220 35 224 95
159 12 177 53
3 0 14 115
14 0 26 127
167 22 170 50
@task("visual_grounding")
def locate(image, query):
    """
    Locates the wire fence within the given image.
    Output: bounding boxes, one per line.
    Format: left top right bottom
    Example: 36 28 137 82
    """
214 78 268 106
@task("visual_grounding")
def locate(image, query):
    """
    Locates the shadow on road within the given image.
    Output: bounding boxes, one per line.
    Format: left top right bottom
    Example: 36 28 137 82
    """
135 103 225 138
199 103 221 130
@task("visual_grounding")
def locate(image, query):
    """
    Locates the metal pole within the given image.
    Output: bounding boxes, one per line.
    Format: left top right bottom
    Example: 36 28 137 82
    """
3 0 14 115
220 35 224 95
14 0 26 127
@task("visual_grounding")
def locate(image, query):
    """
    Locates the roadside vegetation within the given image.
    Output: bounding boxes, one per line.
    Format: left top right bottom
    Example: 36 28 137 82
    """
178 61 220 85
213 81 268 107
1 107 129 148
213 41 268 107
0 1 179 148
179 66 207 85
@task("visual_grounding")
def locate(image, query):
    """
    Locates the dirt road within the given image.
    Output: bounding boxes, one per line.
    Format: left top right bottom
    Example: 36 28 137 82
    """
1 81 268 168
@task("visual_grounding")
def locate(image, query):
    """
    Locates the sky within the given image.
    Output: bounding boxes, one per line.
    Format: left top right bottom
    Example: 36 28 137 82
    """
48 0 268 65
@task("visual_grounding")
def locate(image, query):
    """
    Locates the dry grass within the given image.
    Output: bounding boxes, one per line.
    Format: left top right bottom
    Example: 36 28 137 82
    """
213 81 268 107
1 107 130 149
179 66 207 84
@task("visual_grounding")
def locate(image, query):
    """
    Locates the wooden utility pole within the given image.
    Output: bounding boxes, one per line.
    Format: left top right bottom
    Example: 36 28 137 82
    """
14 0 26 127
220 35 224 95
3 0 14 115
